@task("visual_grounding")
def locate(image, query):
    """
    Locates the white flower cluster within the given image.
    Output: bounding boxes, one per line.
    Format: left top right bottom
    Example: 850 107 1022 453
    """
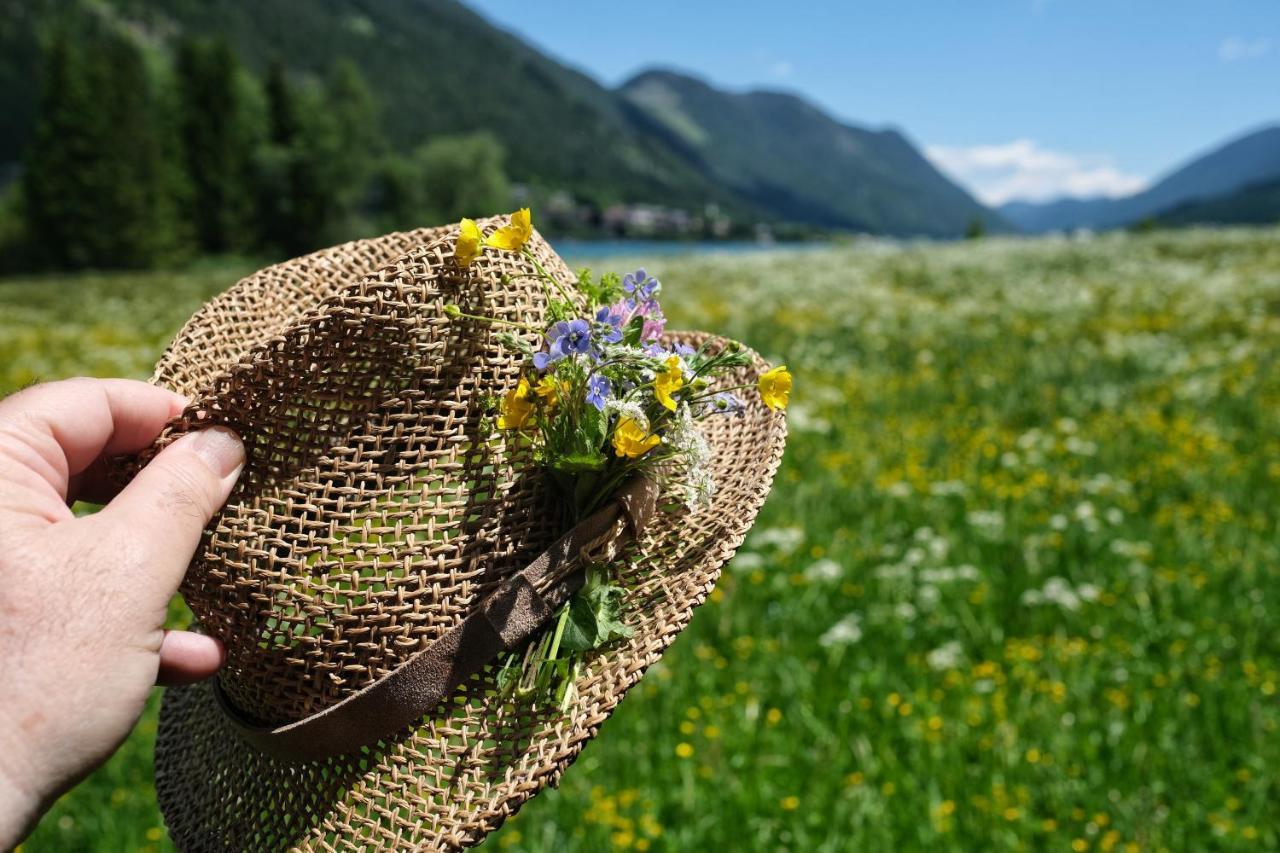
666 404 715 509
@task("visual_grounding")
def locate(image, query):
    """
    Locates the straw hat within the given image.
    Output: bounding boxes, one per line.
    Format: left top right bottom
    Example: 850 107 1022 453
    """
136 217 787 851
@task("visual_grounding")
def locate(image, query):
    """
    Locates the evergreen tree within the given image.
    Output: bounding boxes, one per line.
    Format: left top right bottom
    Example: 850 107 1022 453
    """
326 59 381 221
21 29 92 268
255 60 361 255
174 36 255 252
416 132 511 224
23 25 185 269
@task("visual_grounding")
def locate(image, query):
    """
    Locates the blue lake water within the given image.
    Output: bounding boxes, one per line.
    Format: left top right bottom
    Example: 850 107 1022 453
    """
552 238 827 265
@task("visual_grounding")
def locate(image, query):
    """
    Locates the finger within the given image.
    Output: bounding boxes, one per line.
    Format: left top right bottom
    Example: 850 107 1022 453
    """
96 427 244 588
0 378 186 505
156 630 225 686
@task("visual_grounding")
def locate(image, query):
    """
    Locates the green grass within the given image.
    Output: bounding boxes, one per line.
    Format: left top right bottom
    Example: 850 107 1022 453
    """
5 228 1280 852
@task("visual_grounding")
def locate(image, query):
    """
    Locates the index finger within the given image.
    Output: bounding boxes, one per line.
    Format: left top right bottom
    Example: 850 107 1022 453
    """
0 377 187 510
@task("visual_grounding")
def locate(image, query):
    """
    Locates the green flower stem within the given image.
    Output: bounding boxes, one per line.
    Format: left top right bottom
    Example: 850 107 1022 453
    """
521 248 576 304
442 304 541 333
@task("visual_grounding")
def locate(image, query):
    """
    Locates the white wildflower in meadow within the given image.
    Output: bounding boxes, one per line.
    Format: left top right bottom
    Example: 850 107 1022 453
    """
805 558 842 583
731 552 765 572
786 402 832 435
927 641 966 672
750 526 805 554
886 481 913 498
820 613 863 648
1022 576 1096 611
928 480 967 497
919 565 980 584
874 562 912 582
967 510 1005 535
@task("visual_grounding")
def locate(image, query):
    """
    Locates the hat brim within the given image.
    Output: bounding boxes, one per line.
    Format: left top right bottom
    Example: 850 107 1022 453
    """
155 327 784 850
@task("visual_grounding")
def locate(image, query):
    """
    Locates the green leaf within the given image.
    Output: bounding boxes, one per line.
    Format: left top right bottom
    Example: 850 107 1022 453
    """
559 576 633 654
580 401 608 451
623 314 645 346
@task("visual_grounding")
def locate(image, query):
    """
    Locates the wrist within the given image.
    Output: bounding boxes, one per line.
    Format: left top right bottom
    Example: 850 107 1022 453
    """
0 704 46 848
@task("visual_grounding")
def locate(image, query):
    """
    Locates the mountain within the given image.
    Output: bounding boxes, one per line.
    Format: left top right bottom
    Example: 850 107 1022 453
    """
0 0 733 211
1000 125 1280 232
620 69 1005 237
0 0 1002 237
1154 176 1280 227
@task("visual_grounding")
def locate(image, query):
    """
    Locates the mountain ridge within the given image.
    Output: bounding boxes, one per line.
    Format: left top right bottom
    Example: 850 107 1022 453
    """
1000 124 1280 232
0 0 1002 238
619 68 1006 236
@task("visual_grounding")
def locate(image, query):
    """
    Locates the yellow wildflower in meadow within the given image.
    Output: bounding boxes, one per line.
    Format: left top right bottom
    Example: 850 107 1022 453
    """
486 207 534 251
758 365 792 411
454 218 483 266
612 417 661 458
497 377 535 430
653 355 685 411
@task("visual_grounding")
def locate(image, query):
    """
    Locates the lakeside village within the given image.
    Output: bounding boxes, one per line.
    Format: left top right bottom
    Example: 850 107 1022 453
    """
519 188 811 244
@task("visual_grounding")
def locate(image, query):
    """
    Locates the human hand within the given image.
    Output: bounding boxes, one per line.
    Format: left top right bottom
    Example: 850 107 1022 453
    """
0 378 243 847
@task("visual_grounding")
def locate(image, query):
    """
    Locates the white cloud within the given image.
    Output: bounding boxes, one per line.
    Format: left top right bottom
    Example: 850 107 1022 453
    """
925 139 1149 206
770 60 794 79
1219 37 1271 62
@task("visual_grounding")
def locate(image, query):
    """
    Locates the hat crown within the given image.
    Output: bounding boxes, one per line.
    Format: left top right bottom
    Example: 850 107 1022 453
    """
154 219 582 723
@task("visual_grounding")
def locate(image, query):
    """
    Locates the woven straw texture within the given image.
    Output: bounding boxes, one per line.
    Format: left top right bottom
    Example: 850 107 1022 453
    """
145 218 787 851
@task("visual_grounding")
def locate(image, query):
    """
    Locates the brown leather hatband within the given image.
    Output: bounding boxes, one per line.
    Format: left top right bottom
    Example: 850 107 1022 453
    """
211 477 660 762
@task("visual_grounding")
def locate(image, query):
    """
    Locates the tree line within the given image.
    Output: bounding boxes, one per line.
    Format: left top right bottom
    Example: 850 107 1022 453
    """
0 22 512 272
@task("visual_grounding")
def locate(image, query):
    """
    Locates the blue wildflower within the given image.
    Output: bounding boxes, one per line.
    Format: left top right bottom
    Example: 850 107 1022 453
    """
586 375 612 411
705 392 745 416
533 319 597 370
622 269 660 301
594 304 625 344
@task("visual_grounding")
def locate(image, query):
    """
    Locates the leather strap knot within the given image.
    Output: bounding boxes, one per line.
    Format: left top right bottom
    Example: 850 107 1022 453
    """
212 476 660 762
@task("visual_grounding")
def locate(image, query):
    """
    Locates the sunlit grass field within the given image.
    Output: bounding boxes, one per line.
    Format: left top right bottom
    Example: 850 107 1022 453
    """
6 228 1280 851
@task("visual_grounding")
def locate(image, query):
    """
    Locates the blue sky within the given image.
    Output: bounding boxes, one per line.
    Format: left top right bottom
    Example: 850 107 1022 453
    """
464 0 1279 206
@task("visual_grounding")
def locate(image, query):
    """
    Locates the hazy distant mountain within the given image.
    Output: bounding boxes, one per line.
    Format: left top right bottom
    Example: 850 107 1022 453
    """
1155 176 1280 227
1000 125 1280 232
0 0 1003 236
620 69 1005 237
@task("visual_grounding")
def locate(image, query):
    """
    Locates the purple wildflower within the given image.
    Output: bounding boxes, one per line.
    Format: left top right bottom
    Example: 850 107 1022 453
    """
704 392 745 416
534 318 597 370
594 304 625 344
622 269 660 301
586 375 612 411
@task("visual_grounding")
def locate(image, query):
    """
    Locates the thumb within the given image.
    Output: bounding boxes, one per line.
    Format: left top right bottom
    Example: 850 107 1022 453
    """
98 427 244 587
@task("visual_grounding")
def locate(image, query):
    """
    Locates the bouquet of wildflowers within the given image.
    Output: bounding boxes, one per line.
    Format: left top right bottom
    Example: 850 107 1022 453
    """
447 209 792 706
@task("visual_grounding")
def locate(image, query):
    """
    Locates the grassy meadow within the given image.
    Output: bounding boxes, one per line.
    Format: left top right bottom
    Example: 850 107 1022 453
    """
5 227 1280 851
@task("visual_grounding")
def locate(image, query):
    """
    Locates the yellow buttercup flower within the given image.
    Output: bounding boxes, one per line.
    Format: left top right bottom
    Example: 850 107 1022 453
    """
485 207 533 251
455 218 483 266
612 417 661 458
653 355 685 412
534 375 567 407
758 365 792 411
497 377 535 429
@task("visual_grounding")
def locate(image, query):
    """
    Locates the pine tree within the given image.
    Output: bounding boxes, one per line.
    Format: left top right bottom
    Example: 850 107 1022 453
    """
255 60 349 255
174 36 255 252
325 59 381 228
23 25 185 269
22 29 99 268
